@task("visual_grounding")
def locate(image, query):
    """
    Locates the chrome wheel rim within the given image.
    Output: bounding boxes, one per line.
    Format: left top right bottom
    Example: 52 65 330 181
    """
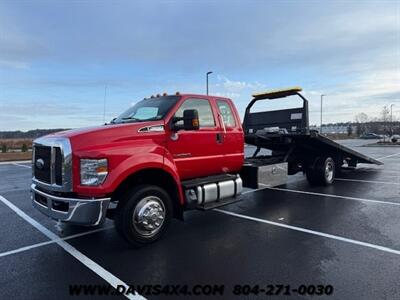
325 161 334 182
132 196 165 237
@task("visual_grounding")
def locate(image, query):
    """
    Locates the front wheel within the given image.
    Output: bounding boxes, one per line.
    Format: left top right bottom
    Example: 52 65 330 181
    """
306 156 335 186
115 185 173 247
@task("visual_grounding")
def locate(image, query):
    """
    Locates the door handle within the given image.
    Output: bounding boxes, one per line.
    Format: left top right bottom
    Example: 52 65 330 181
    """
216 133 223 143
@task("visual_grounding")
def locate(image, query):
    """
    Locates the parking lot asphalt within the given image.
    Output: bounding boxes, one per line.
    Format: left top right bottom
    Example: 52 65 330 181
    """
0 140 399 300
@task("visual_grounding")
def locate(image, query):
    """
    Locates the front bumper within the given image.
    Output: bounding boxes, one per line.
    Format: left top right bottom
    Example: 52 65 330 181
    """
31 184 110 226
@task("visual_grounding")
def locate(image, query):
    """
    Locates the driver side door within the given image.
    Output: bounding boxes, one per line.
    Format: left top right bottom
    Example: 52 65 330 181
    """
166 97 223 180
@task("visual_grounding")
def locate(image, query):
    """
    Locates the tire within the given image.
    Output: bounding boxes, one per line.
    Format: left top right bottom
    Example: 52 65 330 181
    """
306 156 335 186
114 184 173 247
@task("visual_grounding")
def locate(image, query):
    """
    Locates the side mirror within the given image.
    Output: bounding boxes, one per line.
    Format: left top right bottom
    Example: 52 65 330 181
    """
171 109 200 131
183 109 200 130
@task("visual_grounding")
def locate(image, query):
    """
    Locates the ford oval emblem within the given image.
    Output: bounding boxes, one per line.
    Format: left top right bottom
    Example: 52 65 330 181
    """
35 158 45 169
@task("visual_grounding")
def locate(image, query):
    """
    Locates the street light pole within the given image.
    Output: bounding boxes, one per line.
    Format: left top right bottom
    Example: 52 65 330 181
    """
390 104 395 135
103 85 108 124
320 94 325 134
206 71 213 95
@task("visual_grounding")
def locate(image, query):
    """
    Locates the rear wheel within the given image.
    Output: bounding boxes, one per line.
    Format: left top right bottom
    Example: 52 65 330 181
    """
306 156 335 186
114 185 173 247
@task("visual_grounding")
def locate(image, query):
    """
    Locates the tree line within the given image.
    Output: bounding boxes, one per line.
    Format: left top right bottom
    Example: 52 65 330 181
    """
0 129 69 139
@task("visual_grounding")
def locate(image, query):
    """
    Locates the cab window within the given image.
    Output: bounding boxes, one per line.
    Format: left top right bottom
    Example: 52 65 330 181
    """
175 98 215 128
217 100 236 127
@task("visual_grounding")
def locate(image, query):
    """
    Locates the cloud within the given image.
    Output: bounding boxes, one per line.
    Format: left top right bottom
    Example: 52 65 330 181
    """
216 75 266 92
0 7 48 70
0 1 396 71
0 102 79 116
305 67 400 124
213 92 241 99
0 101 105 131
0 60 30 69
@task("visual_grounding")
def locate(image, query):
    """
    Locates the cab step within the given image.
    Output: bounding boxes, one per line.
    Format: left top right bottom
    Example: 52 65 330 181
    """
196 195 244 211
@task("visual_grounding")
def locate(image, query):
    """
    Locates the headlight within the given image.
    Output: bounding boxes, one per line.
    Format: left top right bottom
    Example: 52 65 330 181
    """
80 159 108 186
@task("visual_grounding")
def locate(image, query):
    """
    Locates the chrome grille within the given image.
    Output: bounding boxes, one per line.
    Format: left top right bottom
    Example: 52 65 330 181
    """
33 145 63 185
32 137 72 192
33 145 51 183
55 147 63 185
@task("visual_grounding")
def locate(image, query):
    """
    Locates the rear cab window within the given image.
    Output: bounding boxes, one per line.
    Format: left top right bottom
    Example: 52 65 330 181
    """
216 99 236 127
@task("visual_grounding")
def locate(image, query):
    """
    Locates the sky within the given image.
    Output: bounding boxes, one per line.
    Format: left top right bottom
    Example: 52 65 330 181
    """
0 0 399 131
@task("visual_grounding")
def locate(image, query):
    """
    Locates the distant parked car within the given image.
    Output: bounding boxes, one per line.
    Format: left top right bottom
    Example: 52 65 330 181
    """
360 133 382 139
391 135 400 143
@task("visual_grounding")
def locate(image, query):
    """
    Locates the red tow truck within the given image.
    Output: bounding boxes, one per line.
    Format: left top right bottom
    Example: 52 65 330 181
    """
31 87 382 246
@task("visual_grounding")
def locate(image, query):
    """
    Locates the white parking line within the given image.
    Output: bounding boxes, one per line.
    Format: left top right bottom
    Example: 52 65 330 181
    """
375 152 400 160
336 178 399 185
0 226 114 258
379 170 400 175
249 185 400 206
355 167 399 173
11 163 31 169
357 169 400 175
0 160 31 165
344 174 400 179
214 209 400 256
0 187 31 194
242 188 262 195
360 173 400 178
0 195 145 300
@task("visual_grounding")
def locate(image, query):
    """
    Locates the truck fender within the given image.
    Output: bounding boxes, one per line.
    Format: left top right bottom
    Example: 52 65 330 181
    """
112 162 184 220
163 149 185 205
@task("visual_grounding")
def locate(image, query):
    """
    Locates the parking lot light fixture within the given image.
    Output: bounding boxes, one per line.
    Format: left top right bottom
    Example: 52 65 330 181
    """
206 71 213 95
320 94 325 133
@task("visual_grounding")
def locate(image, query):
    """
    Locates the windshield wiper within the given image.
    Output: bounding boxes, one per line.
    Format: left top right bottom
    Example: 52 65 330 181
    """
119 117 141 123
107 118 117 125
112 116 160 124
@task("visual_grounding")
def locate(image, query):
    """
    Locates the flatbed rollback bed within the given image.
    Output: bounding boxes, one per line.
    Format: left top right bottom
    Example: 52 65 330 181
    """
241 87 382 188
189 87 383 211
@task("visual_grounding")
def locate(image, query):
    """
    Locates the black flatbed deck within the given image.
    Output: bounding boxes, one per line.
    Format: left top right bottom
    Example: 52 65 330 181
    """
243 87 383 167
245 132 383 165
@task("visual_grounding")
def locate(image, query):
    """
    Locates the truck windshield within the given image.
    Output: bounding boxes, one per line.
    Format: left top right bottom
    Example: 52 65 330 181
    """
112 96 180 124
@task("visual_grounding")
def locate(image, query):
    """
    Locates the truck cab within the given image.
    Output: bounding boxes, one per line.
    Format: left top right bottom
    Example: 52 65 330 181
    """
164 95 244 179
31 93 244 246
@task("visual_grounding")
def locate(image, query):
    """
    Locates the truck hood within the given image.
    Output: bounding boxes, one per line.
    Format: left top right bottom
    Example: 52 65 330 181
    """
47 121 166 152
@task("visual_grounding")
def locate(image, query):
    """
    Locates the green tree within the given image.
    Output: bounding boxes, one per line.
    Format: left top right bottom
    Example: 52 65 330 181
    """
21 144 28 152
1 144 7 153
347 125 353 136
